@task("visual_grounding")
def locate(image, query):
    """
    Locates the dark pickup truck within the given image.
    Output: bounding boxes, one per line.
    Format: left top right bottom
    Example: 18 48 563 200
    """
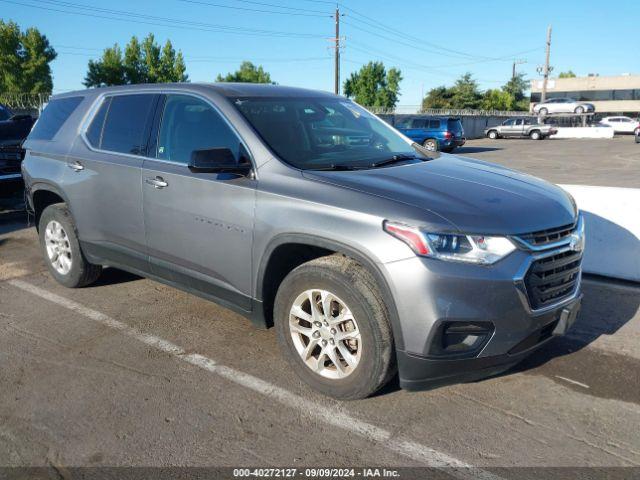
1 103 35 191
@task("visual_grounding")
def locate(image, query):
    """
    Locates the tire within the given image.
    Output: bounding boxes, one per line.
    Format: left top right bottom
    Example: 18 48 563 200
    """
38 203 102 288
530 130 542 140
575 106 585 114
423 138 438 151
488 130 498 139
274 254 396 400
538 108 548 116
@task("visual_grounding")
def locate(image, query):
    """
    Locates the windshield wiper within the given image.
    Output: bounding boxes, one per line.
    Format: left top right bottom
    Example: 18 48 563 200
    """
370 154 422 168
309 164 366 171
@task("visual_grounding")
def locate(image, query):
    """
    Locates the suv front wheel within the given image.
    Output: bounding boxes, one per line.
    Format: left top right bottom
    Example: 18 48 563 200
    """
274 254 396 400
38 203 102 288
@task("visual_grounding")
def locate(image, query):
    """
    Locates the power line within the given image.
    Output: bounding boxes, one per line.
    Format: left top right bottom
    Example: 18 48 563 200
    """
0 0 326 38
341 6 491 60
219 0 329 14
177 0 330 17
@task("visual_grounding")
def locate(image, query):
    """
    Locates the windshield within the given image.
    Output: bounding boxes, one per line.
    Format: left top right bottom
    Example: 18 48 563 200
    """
232 96 429 170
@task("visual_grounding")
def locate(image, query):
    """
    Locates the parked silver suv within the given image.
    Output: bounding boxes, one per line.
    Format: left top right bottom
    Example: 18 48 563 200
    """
22 84 584 399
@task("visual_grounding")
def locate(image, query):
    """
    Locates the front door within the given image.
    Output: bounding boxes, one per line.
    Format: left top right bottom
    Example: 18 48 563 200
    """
142 93 256 311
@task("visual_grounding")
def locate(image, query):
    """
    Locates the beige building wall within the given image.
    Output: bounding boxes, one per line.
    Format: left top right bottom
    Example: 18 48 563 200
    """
530 75 640 114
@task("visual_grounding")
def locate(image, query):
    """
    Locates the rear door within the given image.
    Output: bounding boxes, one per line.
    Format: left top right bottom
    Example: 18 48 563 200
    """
142 93 257 311
65 93 158 271
401 118 428 142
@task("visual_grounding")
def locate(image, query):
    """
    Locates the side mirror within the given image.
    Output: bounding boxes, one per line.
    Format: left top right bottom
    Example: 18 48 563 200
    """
188 148 251 175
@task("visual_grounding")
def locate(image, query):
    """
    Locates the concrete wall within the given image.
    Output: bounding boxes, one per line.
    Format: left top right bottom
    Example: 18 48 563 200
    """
560 185 640 282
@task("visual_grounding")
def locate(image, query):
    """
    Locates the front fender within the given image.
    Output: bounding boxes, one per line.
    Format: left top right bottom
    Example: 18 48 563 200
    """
256 232 405 351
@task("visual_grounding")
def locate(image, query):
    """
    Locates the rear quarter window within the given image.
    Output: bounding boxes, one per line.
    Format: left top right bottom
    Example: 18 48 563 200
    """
29 96 84 140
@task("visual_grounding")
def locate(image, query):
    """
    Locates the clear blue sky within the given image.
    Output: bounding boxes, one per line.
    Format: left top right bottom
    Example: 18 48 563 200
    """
2 0 639 105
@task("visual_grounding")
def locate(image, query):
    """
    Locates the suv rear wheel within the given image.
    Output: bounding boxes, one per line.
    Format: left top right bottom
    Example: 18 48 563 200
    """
274 255 396 400
530 130 542 140
38 203 102 288
423 138 438 151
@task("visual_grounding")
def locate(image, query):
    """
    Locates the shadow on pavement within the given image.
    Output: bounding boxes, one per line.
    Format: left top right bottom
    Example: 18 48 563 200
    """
90 267 142 287
454 146 503 154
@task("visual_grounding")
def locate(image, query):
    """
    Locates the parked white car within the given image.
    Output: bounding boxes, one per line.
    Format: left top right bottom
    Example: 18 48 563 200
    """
532 98 595 115
599 116 640 134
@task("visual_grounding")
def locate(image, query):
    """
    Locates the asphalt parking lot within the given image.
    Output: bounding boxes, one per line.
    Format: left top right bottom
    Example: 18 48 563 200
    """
1 138 639 478
455 136 640 188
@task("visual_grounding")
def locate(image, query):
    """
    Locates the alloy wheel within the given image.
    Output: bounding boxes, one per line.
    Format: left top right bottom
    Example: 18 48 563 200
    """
44 220 73 275
288 289 362 379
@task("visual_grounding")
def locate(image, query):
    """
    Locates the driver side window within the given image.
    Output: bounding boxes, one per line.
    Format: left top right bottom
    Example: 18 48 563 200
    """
156 94 241 165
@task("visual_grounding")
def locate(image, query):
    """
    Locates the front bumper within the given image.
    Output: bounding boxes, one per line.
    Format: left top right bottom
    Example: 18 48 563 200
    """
397 296 581 390
382 244 582 390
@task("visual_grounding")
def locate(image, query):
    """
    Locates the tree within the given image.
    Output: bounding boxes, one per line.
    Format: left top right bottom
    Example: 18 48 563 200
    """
0 20 56 94
83 34 188 87
342 61 403 109
85 45 125 88
558 70 576 78
216 61 274 83
501 72 529 111
421 86 454 110
450 73 482 109
481 89 514 110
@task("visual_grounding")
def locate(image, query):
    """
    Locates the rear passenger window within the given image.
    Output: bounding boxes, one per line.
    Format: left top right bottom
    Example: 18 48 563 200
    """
86 94 156 155
156 94 242 164
29 96 83 140
428 120 440 129
411 119 426 128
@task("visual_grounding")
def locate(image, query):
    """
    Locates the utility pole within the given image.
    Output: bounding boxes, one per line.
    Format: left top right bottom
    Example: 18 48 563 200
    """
334 5 340 95
512 59 526 80
541 25 552 103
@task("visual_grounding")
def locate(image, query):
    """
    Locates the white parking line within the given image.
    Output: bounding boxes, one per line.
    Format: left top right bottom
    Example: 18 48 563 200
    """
8 278 502 480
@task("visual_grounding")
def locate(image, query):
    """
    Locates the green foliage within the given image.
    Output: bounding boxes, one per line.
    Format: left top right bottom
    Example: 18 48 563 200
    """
481 89 514 110
83 34 188 87
450 73 482 109
343 61 403 109
421 72 481 110
0 20 56 94
216 61 274 83
422 72 530 111
558 70 577 78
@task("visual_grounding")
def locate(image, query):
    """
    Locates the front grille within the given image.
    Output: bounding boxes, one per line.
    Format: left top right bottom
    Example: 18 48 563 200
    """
524 250 582 310
517 222 576 247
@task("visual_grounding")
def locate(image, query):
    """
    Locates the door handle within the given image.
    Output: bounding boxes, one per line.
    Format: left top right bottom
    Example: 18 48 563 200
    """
67 161 84 172
145 176 168 189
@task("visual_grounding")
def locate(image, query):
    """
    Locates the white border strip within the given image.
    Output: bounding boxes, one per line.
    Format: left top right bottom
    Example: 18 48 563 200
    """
8 279 501 480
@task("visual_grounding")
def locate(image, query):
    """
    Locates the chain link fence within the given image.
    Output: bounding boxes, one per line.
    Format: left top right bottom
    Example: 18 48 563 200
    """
0 92 50 114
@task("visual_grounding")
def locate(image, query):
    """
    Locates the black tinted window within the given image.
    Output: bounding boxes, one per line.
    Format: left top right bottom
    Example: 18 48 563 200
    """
0 104 11 121
157 95 242 164
411 119 426 128
98 94 156 155
29 96 83 140
86 97 110 148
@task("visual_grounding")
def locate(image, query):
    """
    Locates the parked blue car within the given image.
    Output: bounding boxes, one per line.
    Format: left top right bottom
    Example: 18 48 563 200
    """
395 116 465 152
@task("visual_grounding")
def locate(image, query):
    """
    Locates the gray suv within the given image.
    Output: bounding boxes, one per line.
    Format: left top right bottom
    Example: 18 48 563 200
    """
22 83 584 399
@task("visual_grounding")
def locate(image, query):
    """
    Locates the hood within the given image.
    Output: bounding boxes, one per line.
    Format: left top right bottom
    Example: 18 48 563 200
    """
302 156 576 235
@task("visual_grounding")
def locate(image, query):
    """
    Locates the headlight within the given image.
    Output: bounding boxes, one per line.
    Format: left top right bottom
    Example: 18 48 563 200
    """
384 221 516 265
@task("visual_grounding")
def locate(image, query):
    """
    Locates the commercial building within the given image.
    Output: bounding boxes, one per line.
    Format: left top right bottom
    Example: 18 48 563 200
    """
530 74 640 116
